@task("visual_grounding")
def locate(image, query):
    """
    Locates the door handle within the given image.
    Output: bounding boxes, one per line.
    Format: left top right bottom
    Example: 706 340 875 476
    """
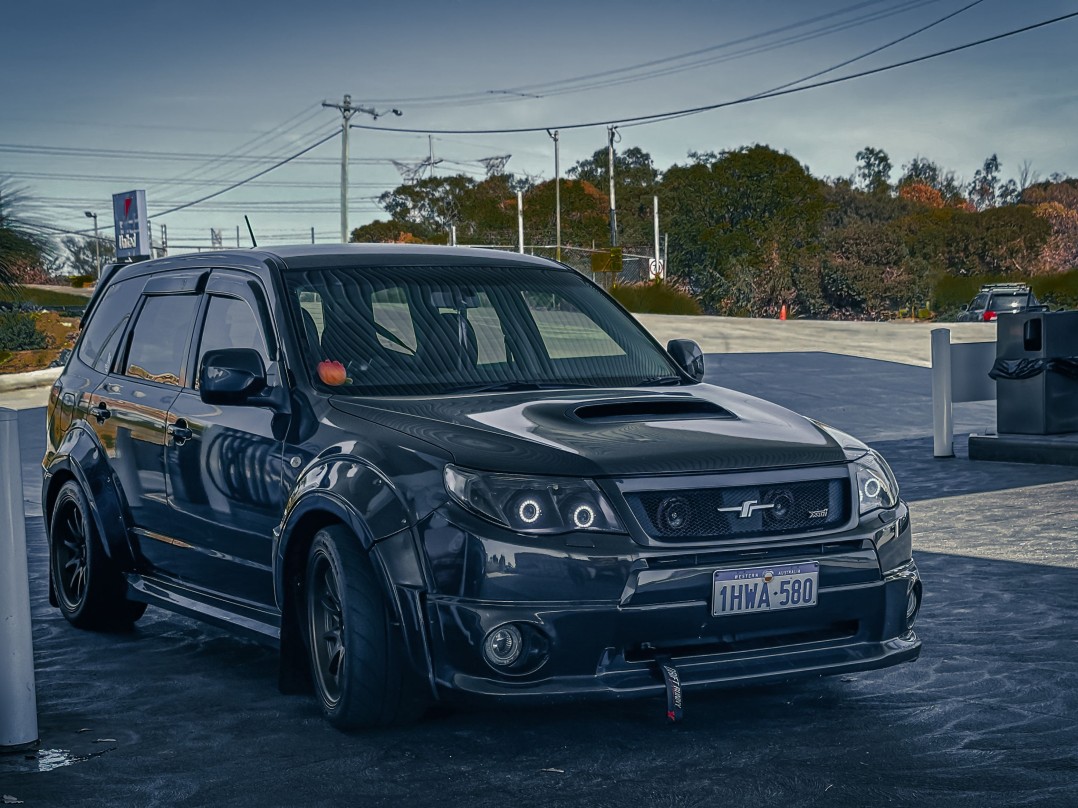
167 420 194 445
89 403 111 423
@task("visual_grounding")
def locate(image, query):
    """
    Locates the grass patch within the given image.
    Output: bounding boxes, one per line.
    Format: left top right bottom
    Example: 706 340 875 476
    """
0 286 90 308
610 282 702 315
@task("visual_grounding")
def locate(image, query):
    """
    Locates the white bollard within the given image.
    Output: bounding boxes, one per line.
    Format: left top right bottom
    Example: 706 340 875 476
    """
931 328 954 458
0 407 39 752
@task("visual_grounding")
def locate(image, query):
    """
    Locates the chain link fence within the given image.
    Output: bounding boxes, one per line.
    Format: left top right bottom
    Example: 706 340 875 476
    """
460 242 658 289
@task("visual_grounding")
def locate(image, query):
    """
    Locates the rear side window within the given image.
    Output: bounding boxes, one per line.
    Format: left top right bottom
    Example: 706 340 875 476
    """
77 278 141 373
124 295 199 386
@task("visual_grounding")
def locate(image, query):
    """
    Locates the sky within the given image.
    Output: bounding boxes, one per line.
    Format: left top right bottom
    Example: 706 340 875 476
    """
2 0 1077 256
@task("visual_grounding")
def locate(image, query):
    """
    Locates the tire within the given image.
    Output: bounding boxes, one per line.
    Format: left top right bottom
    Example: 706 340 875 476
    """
49 480 147 630
304 525 425 729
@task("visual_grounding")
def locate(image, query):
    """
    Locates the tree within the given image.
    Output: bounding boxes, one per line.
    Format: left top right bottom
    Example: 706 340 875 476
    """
967 154 1019 210
855 147 892 195
349 220 430 244
568 145 660 245
1033 202 1078 274
0 177 51 288
898 182 945 209
660 145 826 315
377 174 477 233
61 235 114 277
521 179 609 247
897 157 964 204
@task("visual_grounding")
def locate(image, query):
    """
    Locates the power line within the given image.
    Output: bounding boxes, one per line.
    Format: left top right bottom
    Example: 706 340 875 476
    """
442 0 950 106
5 171 389 188
152 129 342 218
619 0 988 129
360 0 904 107
349 11 1078 135
0 142 410 165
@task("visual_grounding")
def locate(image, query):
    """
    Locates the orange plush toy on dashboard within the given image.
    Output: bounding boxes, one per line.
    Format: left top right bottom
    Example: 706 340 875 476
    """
317 360 348 386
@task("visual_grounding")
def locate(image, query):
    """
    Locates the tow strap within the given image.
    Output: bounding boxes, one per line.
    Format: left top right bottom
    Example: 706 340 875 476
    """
656 656 684 723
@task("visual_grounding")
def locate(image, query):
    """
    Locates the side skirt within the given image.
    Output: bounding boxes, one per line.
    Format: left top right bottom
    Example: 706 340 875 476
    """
126 573 281 648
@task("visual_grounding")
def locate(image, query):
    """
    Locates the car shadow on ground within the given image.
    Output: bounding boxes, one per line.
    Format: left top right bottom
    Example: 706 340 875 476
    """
13 497 1078 808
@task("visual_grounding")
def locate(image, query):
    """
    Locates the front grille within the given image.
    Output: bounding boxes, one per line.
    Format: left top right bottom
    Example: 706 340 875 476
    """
625 477 850 543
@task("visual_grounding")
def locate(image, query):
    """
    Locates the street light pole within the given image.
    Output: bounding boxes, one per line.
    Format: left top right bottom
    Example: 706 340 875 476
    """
322 96 402 244
83 210 99 279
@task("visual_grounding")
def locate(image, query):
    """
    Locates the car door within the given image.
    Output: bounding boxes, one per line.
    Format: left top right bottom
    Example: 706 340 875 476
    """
87 274 203 567
163 271 286 608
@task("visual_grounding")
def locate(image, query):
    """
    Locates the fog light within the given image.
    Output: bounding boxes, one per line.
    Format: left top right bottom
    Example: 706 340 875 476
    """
657 496 691 533
484 625 523 667
906 583 921 628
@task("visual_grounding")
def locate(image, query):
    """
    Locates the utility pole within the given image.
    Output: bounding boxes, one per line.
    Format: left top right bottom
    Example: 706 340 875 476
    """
547 129 561 262
607 126 619 247
236 225 240 248
323 95 402 243
311 227 315 244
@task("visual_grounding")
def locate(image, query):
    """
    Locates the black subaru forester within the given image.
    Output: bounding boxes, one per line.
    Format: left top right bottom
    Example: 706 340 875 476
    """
43 245 921 729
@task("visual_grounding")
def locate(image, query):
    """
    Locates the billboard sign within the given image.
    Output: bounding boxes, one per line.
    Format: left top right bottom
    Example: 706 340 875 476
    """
112 190 151 260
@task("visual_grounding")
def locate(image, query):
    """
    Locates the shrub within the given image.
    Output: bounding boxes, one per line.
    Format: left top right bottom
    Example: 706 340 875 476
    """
0 312 47 351
610 282 703 315
1032 270 1078 309
69 274 95 288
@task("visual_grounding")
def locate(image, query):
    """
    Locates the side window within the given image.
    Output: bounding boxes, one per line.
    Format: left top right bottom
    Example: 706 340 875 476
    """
77 278 141 373
124 295 199 386
194 295 270 388
521 290 625 360
971 294 989 310
372 287 418 354
297 290 321 342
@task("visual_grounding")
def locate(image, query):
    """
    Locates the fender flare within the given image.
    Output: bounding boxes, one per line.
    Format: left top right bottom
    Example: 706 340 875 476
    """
42 421 136 570
273 459 435 697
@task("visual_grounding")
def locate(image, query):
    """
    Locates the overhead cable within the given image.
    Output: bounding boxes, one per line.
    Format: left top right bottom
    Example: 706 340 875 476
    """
349 11 1078 135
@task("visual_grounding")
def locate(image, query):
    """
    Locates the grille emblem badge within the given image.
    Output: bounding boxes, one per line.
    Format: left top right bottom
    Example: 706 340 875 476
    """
717 499 775 519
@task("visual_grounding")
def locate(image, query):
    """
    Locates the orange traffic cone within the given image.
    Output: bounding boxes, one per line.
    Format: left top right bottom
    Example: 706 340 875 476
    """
779 304 787 321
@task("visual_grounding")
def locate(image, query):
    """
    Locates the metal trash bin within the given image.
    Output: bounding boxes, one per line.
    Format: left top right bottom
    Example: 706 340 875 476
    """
993 310 1078 435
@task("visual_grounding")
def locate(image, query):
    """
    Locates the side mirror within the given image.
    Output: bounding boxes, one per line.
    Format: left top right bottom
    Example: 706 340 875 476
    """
200 348 267 405
960 304 969 312
667 339 705 382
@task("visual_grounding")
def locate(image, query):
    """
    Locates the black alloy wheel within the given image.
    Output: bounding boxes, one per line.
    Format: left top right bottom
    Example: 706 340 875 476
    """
304 526 427 729
49 480 146 630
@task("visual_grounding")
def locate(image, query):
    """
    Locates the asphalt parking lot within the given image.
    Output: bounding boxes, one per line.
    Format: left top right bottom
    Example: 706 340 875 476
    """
2 349 1076 808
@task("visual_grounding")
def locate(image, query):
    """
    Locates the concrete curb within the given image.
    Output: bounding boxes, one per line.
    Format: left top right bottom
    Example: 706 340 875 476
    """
0 367 61 394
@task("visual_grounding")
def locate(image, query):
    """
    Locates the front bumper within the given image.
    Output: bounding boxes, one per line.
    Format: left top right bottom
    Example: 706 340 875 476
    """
413 503 921 703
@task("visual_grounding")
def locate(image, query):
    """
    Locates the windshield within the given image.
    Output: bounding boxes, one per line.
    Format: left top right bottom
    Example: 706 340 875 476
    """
284 264 682 396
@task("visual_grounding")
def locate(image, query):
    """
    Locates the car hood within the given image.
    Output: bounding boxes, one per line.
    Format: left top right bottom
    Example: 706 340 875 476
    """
328 384 845 478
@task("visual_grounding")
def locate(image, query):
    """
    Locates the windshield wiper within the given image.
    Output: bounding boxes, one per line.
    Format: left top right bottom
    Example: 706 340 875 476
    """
634 375 684 387
446 381 595 394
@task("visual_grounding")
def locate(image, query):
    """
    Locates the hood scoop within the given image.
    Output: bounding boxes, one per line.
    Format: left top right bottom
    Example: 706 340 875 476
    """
571 397 735 424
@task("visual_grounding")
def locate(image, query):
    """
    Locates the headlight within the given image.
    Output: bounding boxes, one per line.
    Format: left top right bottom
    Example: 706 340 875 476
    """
444 465 623 534
854 450 899 514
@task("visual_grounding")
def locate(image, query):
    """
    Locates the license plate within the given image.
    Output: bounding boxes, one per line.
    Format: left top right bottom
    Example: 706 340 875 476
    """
712 562 819 617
